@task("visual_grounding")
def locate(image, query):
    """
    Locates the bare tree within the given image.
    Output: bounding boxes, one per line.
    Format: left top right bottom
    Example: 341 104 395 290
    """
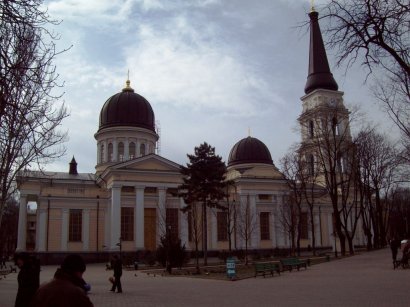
281 145 329 256
300 103 360 255
0 0 69 228
388 187 410 238
280 149 304 256
355 128 399 248
0 199 18 257
236 194 257 265
221 181 237 253
322 0 410 145
278 195 298 257
301 170 327 256
182 203 202 274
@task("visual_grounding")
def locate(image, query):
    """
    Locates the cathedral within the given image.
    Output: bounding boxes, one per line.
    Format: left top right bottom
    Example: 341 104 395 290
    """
16 9 366 262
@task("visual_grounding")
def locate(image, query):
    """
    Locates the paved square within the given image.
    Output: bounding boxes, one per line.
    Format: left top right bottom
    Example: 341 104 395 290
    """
1 248 409 307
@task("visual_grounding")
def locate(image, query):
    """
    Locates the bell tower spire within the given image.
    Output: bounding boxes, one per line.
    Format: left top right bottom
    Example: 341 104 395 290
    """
304 10 338 94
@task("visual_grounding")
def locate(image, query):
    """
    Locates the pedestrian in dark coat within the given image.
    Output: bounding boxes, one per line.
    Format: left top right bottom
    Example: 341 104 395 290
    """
110 255 122 293
390 238 401 262
30 254 93 307
14 253 39 307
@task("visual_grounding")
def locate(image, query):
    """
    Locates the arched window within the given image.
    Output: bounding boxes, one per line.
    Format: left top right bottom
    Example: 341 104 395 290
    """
108 143 113 162
140 143 146 156
118 142 124 161
332 117 340 136
309 120 314 139
100 144 105 163
129 142 135 159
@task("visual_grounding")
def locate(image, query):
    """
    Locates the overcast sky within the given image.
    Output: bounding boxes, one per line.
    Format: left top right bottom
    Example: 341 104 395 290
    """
43 0 398 174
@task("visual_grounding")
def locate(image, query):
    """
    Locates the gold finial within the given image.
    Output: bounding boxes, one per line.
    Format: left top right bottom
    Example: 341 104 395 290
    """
310 0 315 12
248 127 251 137
123 69 134 91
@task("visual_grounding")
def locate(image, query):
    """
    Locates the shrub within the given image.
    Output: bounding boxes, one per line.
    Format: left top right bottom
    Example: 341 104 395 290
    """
156 236 188 272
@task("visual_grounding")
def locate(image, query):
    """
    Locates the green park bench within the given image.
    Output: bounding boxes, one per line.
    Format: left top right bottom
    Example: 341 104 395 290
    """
254 262 280 278
280 257 307 272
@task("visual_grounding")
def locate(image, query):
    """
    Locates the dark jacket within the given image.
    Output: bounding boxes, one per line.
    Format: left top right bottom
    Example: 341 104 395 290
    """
113 259 122 277
15 262 40 307
30 269 93 307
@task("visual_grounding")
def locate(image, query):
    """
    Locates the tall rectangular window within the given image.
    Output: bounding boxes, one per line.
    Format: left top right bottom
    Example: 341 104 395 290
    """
69 209 82 242
121 207 134 241
300 212 308 239
260 212 270 240
217 211 228 241
166 208 179 241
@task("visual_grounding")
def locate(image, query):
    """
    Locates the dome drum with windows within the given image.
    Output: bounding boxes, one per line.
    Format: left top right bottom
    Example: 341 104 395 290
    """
95 80 158 173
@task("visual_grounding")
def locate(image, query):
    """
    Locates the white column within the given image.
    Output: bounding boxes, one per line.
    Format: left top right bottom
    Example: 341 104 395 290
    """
210 209 217 249
35 208 41 251
83 209 90 251
104 207 110 250
61 209 69 251
249 194 258 248
37 208 47 252
113 138 118 162
270 210 277 247
314 212 321 247
135 186 145 249
179 198 188 247
103 140 108 163
136 140 141 157
237 194 247 249
327 213 334 250
124 138 129 160
110 185 121 250
275 203 285 247
157 187 166 239
16 194 28 251
97 142 101 164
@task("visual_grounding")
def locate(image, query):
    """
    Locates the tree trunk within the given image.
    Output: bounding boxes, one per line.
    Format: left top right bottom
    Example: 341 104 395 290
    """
375 189 387 247
296 207 302 257
347 235 355 255
310 210 316 256
202 202 208 266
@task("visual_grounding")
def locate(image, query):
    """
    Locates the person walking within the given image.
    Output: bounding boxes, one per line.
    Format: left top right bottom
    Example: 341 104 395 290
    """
30 254 93 307
110 255 122 293
14 253 40 307
390 237 401 263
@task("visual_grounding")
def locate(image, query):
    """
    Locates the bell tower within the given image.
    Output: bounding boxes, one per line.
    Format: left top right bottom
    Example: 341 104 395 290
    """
298 8 352 177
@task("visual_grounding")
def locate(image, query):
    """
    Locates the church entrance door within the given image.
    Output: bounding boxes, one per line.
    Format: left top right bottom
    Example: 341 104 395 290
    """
144 208 156 251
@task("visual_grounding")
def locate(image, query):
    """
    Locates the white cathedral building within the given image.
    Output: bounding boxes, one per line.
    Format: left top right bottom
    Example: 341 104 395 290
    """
16 9 366 262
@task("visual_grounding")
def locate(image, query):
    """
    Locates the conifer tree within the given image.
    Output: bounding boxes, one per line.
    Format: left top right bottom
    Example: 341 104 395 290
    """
179 143 227 266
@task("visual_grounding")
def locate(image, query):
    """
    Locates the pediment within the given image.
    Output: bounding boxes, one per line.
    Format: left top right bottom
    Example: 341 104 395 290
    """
111 154 181 173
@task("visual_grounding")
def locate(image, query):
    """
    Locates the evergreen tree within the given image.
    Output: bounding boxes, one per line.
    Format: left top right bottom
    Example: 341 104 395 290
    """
179 143 227 266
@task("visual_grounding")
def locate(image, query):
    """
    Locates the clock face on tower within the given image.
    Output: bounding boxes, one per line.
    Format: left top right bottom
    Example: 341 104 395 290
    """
329 98 336 106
